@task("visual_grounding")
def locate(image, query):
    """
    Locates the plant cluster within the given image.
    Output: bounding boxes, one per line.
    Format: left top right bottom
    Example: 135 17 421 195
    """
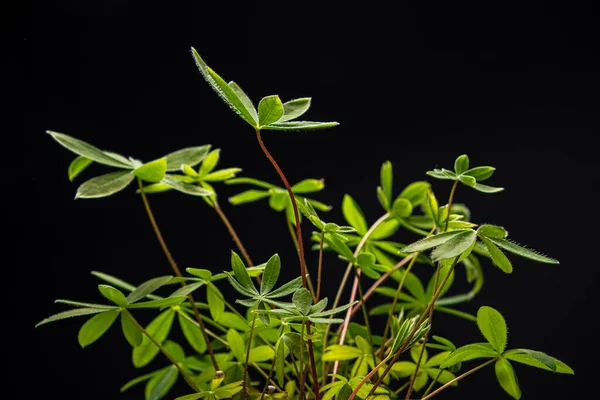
37 49 573 400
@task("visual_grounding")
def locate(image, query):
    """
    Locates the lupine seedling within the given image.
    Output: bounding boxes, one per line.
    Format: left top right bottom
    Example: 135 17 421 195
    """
37 49 573 400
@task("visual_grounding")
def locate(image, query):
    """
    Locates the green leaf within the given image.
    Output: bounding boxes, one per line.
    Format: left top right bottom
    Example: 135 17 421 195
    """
227 329 245 362
380 161 393 207
424 351 451 368
261 254 281 295
126 276 173 304
134 158 167 183
472 183 504 193
481 238 513 273
121 311 143 347
322 345 363 361
260 121 339 131
291 179 325 193
495 358 521 399
47 131 132 169
399 181 430 206
503 349 573 374
75 170 134 199
440 343 498 368
454 155 470 174
225 177 275 189
292 288 313 315
487 238 559 264
98 284 128 307
217 312 249 332
477 224 508 238
68 156 93 181
275 339 286 386
203 168 242 182
181 163 199 178
78 309 120 348
164 145 211 171
370 218 399 240
269 192 288 211
377 186 390 211
231 251 257 294
229 82 258 124
342 194 367 235
401 230 470 253
477 306 507 353
35 308 109 328
146 366 178 400
392 197 413 218
463 166 495 181
248 345 275 362
258 95 285 126
229 189 270 205
207 284 225 321
138 183 172 194
169 282 204 298
431 230 477 261
266 276 303 298
120 371 156 392
458 174 476 187
280 98 311 122
198 149 220 176
161 175 213 196
133 309 176 368
126 297 186 309
54 300 116 309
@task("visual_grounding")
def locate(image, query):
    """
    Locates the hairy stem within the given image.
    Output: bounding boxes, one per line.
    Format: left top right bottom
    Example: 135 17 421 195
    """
421 358 496 400
124 310 200 392
242 312 258 400
137 178 219 370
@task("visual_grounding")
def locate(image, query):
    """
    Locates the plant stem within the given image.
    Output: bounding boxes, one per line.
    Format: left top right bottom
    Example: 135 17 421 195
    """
254 130 320 398
287 218 317 300
421 358 496 400
213 201 255 268
316 230 325 302
137 178 219 371
354 267 378 380
299 322 306 400
405 339 427 400
394 380 411 396
422 368 443 397
305 322 321 400
242 312 258 400
444 180 459 232
124 310 200 392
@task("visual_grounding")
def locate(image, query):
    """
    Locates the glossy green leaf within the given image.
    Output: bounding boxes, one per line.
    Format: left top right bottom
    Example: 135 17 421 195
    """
377 186 390 211
228 82 258 124
98 284 128 307
198 149 220 176
126 297 186 309
495 358 521 399
248 345 275 362
126 276 173 304
463 166 495 181
163 145 211 171
487 238 559 264
269 192 288 211
133 309 176 368
426 169 453 180
280 98 311 122
78 309 120 348
481 238 513 273
229 189 270 205
75 170 134 199
322 345 362 361
292 288 313 315
161 175 213 196
431 230 477 261
380 161 393 207
146 366 178 400
275 339 286 386
207 284 225 321
392 197 413 218
369 218 399 240
266 276 303 298
477 224 508 239
134 158 167 183
454 155 470 174
35 308 109 328
261 254 280 295
472 183 504 193
440 343 498 368
47 131 133 169
399 181 430 206
458 174 476 187
169 282 204 298
260 121 339 131
121 311 142 348
291 178 324 193
181 163 198 178
217 312 249 332
401 229 470 253
342 194 367 235
258 95 284 126
503 349 573 374
477 306 507 352
231 251 257 294
227 329 245 362
202 168 241 182
68 156 93 181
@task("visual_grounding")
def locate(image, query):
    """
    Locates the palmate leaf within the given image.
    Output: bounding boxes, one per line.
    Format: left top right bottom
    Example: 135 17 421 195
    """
401 229 472 254
98 284 128 307
229 82 258 123
163 145 211 171
454 154 469 174
161 175 213 196
230 251 257 294
75 170 135 199
431 230 477 261
47 131 133 169
463 166 495 181
258 95 285 126
292 288 313 315
177 313 206 354
481 237 513 273
146 366 178 400
133 158 167 183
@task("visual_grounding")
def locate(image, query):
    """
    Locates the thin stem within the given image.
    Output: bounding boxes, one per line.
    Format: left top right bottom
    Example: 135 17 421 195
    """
394 380 412 396
287 218 317 300
422 368 443 397
405 339 428 400
443 180 459 232
354 267 378 380
305 323 321 400
316 230 325 302
213 201 255 268
299 322 306 400
421 358 496 400
255 130 307 287
124 310 200 392
242 312 258 400
137 178 219 370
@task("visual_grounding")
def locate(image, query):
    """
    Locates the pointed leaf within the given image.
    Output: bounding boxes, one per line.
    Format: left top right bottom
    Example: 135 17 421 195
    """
227 329 245 362
47 131 133 168
481 237 513 273
231 251 257 294
399 181 431 206
218 312 249 331
258 95 284 126
487 238 559 264
134 158 167 183
35 308 108 328
133 309 176 368
380 161 393 206
161 175 213 196
464 166 495 181
401 230 470 253
440 343 498 368
68 156 93 181
322 345 363 361
472 183 504 193
495 358 521 399
458 174 476 187
98 284 128 307
78 309 120 348
126 297 186 309
207 284 225 321
229 189 270 205
292 288 313 315
126 276 173 304
291 178 324 193
261 254 281 295
342 194 367 235
202 168 241 182
229 81 258 124
198 149 220 176
248 345 275 362
477 306 507 352
261 121 339 131
280 98 311 122
266 276 303 298
503 349 573 374
164 145 211 171
75 170 134 199
121 311 143 347
146 366 178 400
431 230 477 261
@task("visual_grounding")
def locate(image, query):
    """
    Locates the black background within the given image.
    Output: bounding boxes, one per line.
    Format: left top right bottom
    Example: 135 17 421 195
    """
15 1 599 399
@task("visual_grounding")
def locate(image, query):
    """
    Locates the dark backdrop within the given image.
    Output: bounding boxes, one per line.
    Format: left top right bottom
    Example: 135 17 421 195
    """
15 1 598 399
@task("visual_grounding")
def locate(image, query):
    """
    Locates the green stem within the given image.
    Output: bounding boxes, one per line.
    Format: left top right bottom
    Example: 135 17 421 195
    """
287 218 317 300
137 178 219 371
422 368 443 397
353 267 378 380
394 380 412 396
316 230 325 302
242 312 258 400
405 338 428 400
421 358 496 400
124 310 200 392
443 180 459 232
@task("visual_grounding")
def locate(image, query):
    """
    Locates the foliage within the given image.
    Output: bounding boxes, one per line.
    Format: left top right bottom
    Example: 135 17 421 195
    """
37 49 573 400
